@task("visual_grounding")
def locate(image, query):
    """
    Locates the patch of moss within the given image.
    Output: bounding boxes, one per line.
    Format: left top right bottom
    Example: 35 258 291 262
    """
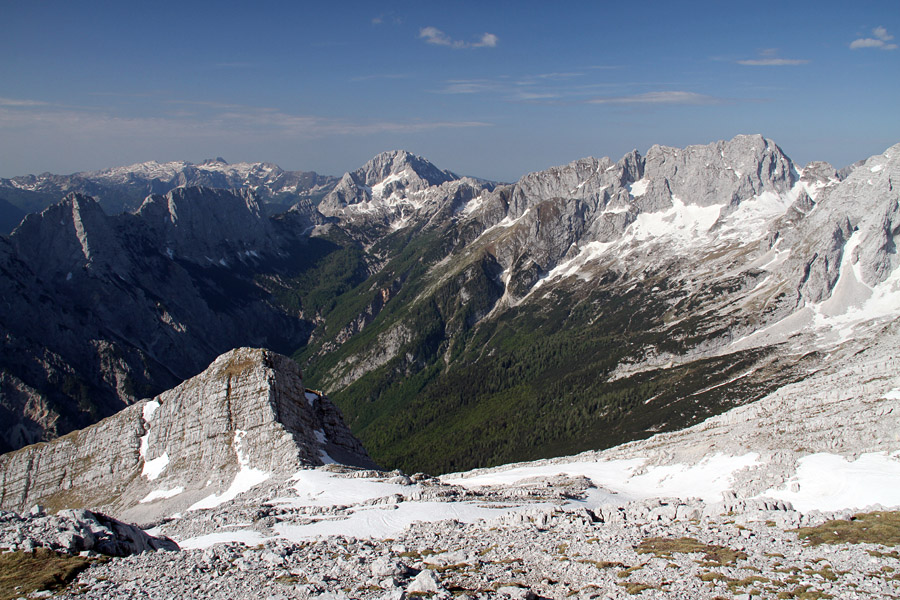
0 548 100 600
776 585 833 599
579 559 625 569
618 582 656 595
616 565 643 578
636 537 746 566
797 511 900 546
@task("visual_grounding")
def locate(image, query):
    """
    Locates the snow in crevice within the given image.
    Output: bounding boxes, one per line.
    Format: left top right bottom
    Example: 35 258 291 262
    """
188 430 270 511
530 241 614 291
314 429 337 465
807 230 900 342
142 452 170 481
139 400 167 481
475 209 531 240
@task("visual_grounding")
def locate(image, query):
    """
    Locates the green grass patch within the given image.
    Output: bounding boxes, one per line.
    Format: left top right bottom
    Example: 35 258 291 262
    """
797 511 900 546
0 549 101 600
617 582 656 595
776 585 833 599
636 537 746 566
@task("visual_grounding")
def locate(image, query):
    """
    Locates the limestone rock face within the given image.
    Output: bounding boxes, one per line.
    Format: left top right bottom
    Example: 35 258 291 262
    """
638 134 796 211
135 187 276 264
780 142 900 304
0 347 375 523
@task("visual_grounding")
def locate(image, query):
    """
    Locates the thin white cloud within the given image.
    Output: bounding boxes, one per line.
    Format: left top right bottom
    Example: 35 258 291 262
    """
737 48 809 66
0 97 50 107
738 58 809 66
588 91 724 105
0 101 491 141
419 27 498 49
850 26 898 50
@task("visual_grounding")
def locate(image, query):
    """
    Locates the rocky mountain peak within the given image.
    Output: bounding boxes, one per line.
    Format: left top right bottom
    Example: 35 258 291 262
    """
9 192 118 277
135 187 272 263
635 134 797 212
318 150 461 225
359 150 458 188
0 347 375 523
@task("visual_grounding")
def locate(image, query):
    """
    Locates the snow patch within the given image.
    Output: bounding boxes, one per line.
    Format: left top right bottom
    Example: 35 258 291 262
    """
142 400 160 422
532 241 614 289
628 179 649 197
314 429 336 465
445 453 760 504
808 229 900 342
626 196 720 242
140 486 184 503
371 170 410 199
274 501 547 541
142 452 169 481
763 452 900 512
274 470 415 508
179 529 271 550
188 430 270 511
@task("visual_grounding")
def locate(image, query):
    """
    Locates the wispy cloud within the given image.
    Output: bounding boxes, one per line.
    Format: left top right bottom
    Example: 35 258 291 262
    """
587 91 725 105
432 73 652 104
737 48 809 66
0 99 491 140
0 97 50 107
850 26 898 50
419 27 498 49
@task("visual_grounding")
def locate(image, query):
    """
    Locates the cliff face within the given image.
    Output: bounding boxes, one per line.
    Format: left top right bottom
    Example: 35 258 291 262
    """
0 348 375 523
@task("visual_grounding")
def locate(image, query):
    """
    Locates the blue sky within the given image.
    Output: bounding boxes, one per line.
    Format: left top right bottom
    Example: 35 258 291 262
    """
1 0 898 181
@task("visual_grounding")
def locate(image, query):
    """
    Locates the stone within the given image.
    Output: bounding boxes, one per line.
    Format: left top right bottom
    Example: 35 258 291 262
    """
406 569 442 593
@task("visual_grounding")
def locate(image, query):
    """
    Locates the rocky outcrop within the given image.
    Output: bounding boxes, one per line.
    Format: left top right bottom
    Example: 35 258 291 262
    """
0 506 178 556
0 347 375 523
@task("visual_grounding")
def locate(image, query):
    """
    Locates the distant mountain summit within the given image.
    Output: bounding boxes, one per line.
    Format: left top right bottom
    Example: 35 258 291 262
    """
0 158 339 216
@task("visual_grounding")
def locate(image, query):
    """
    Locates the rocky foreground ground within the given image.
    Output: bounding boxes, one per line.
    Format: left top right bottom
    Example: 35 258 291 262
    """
2 468 899 600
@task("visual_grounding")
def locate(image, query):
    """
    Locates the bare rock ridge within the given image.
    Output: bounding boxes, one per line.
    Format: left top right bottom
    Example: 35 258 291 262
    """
0 347 375 523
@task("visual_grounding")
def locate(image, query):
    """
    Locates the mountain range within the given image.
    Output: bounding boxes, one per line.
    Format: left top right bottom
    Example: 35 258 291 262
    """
1 135 898 476
0 158 339 222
